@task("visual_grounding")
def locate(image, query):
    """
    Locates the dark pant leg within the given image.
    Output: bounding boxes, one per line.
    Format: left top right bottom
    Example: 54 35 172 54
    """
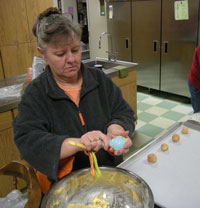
188 79 200 113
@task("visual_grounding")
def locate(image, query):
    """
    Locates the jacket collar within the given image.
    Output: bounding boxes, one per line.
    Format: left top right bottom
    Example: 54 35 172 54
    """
43 63 99 100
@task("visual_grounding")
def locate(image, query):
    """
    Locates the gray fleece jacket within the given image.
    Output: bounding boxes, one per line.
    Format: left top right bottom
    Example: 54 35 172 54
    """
12 63 135 181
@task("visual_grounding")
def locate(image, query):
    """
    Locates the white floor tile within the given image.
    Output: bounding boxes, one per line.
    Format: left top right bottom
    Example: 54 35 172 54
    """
149 117 176 129
142 97 163 105
135 92 193 151
135 120 146 130
171 105 193 115
145 106 168 116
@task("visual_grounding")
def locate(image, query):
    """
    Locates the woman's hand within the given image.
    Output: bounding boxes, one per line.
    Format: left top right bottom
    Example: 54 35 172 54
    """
107 124 132 156
80 130 109 152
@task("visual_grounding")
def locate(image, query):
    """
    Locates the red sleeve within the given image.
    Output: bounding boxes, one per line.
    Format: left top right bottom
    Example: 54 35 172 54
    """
193 45 200 68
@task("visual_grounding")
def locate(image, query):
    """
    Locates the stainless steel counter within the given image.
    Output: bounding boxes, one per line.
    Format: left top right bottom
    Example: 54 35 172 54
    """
0 59 137 113
0 74 28 113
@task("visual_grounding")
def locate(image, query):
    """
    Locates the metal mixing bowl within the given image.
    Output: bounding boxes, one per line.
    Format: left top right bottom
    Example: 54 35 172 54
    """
41 167 154 208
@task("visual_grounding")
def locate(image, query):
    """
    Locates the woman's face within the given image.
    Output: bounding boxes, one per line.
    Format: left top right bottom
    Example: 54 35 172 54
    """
40 36 82 82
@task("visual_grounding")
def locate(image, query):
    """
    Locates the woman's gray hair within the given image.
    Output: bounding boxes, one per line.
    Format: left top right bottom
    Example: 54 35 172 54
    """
32 7 82 50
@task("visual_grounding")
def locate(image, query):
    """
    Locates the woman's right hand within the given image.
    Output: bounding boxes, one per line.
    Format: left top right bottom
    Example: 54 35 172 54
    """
80 130 109 152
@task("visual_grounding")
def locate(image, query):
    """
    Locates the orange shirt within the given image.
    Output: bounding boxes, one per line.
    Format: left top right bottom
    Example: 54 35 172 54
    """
57 82 81 107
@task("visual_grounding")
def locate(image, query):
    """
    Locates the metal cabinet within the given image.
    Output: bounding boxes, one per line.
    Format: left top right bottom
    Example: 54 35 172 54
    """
132 0 161 91
160 0 199 96
107 1 132 62
106 0 200 97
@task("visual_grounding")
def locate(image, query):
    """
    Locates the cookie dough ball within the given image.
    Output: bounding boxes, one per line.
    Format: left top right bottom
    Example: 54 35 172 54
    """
161 143 168 151
182 127 188 134
147 153 157 163
172 133 180 142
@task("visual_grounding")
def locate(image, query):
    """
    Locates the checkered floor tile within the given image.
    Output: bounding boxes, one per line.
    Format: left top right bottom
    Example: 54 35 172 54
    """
124 91 193 159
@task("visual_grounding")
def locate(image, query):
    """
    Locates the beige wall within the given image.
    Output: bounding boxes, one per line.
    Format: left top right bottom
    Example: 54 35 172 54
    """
53 0 108 59
61 0 78 23
87 0 108 59
53 0 78 23
53 0 57 7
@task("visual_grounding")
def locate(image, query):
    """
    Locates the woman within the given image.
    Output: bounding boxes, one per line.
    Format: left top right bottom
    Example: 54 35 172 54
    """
12 7 135 194
188 45 200 113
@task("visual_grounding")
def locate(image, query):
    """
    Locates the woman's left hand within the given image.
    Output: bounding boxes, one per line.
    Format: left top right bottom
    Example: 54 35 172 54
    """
107 124 132 156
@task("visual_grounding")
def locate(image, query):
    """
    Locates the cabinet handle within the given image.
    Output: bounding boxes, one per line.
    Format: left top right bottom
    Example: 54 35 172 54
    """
164 41 168 53
153 40 158 52
125 38 129 48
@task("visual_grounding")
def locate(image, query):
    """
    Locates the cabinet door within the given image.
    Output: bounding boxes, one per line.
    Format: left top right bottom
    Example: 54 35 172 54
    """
0 129 23 197
1 42 40 78
112 70 137 116
0 111 22 197
12 109 18 118
25 0 53 42
0 111 12 130
0 0 30 46
161 0 198 97
132 0 161 90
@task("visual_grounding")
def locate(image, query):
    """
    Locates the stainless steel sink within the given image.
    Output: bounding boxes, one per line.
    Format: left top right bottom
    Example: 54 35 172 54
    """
82 57 138 78
83 57 137 70
83 59 122 70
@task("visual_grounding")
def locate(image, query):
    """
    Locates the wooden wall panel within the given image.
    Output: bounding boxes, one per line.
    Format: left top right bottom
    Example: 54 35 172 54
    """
1 43 32 78
25 0 53 42
30 41 41 58
0 0 30 46
1 42 40 78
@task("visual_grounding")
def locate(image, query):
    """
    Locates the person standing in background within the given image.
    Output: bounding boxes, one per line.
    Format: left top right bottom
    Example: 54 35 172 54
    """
188 45 200 113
